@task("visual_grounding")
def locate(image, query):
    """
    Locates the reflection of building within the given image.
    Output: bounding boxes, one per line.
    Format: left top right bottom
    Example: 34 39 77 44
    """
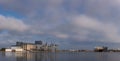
94 46 108 52
4 52 56 61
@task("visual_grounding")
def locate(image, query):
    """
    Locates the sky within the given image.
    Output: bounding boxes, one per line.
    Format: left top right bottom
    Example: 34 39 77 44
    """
0 0 120 49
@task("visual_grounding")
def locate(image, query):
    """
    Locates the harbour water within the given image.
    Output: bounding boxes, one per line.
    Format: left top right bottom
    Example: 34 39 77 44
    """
0 52 120 61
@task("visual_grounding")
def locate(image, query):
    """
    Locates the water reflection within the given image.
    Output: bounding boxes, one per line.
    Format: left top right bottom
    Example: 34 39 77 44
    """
3 52 57 61
1 52 120 61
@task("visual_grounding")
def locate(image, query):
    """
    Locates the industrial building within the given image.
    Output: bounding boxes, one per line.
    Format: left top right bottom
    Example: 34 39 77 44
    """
5 41 58 52
94 46 108 52
5 45 24 52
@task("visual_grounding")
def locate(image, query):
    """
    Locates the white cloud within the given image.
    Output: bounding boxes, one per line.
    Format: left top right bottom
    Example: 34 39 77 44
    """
52 32 69 39
0 15 29 32
72 15 120 42
73 15 101 30
0 0 120 47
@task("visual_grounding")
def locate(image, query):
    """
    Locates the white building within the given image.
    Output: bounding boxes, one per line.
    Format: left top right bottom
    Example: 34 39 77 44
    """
5 46 24 52
5 49 12 52
11 46 24 52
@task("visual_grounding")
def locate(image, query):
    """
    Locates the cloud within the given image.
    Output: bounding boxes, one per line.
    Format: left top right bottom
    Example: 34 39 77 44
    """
0 15 29 32
0 0 120 48
52 32 69 39
72 15 120 42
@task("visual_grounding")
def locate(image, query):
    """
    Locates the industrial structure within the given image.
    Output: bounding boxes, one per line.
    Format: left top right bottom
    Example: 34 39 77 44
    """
94 46 108 52
5 41 58 52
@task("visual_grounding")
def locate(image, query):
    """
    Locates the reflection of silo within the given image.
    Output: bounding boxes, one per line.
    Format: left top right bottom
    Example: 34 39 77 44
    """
35 41 42 45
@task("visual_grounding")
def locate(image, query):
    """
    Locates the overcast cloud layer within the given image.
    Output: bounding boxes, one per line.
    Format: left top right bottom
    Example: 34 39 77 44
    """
0 0 120 49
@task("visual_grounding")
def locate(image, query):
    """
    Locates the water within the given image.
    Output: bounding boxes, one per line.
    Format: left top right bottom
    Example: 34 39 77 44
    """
0 52 120 61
